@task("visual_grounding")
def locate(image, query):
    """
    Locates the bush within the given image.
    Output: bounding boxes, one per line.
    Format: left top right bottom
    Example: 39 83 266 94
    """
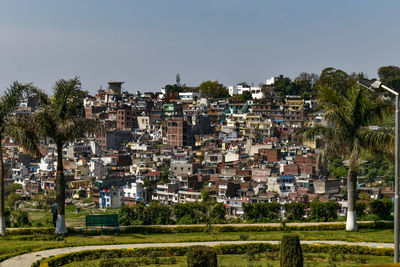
280 234 303 267
242 202 281 222
118 205 135 226
284 202 306 221
355 201 367 218
369 198 393 220
310 200 339 222
34 243 395 267
99 258 120 267
10 210 31 227
187 246 217 267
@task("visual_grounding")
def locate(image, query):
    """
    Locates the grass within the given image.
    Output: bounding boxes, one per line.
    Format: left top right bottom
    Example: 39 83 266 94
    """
28 207 120 227
61 253 394 267
0 228 395 259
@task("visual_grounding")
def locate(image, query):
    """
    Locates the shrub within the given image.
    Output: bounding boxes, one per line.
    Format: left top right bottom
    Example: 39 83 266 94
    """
280 234 303 267
118 205 135 226
99 258 120 267
310 200 339 222
355 201 367 219
10 210 31 227
284 202 306 221
242 202 281 222
187 246 217 267
369 198 393 220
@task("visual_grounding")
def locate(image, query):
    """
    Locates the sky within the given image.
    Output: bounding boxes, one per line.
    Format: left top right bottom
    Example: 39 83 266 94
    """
1 0 399 94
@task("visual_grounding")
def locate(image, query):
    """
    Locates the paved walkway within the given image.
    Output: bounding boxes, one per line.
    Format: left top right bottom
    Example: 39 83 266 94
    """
0 240 393 267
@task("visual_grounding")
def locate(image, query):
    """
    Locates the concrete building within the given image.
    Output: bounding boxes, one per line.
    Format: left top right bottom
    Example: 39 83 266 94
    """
99 187 124 209
166 118 192 147
314 179 340 195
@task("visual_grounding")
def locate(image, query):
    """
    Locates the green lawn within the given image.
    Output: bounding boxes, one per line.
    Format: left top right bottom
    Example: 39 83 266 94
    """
0 229 394 258
62 253 394 267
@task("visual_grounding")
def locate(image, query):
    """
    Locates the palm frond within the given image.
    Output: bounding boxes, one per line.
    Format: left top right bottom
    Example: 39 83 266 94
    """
5 115 42 158
0 81 29 121
357 129 394 162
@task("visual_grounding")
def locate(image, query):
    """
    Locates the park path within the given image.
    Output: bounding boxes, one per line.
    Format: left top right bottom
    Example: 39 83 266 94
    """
0 240 393 267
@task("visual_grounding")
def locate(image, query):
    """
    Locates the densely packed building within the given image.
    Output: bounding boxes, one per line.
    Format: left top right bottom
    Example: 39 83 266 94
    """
7 77 387 218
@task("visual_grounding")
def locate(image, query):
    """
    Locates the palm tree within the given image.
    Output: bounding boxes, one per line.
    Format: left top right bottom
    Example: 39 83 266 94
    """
0 82 41 235
301 85 394 231
35 77 97 234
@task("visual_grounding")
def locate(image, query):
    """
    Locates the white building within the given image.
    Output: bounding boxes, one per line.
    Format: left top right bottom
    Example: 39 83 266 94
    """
179 92 200 101
123 182 144 200
228 85 264 99
266 75 283 85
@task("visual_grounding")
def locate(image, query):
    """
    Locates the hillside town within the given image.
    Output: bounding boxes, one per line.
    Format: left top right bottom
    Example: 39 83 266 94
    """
6 73 392 221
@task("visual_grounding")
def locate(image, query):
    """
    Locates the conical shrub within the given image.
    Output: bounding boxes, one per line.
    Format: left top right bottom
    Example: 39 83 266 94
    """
280 234 303 267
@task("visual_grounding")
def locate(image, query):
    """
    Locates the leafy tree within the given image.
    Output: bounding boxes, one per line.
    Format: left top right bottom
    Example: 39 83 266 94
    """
284 202 306 221
4 183 22 197
378 65 400 92
5 193 20 209
301 83 393 230
199 81 229 98
142 202 173 225
242 202 281 222
369 198 393 220
237 90 252 102
164 84 183 93
0 82 41 235
328 158 348 179
355 201 367 218
273 77 300 98
310 199 339 222
315 67 353 95
294 72 319 96
34 77 98 234
118 205 135 226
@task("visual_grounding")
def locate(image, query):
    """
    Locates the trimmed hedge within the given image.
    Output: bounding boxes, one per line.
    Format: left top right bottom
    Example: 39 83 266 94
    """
3 221 394 236
33 243 394 267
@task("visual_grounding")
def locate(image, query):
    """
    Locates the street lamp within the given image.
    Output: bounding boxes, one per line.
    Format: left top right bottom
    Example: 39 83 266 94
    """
358 79 399 263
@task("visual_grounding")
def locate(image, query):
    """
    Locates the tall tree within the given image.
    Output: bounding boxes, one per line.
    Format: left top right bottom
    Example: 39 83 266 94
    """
378 65 400 92
199 81 229 98
315 67 354 95
294 72 319 97
0 82 41 235
34 77 97 234
301 84 393 231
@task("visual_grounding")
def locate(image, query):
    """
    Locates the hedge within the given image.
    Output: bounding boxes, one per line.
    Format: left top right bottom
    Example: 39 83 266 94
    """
3 221 394 236
33 243 394 267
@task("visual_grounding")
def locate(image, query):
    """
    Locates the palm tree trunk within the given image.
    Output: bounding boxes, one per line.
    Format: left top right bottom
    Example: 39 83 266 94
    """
346 169 358 231
55 144 67 234
0 141 5 236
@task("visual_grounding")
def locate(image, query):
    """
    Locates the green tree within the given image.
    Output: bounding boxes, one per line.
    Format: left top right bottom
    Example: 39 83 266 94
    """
315 67 353 95
199 81 229 98
328 158 348 179
378 65 400 92
34 77 98 234
118 205 135 226
294 72 319 97
369 198 393 220
283 202 306 221
302 83 393 230
310 199 339 222
238 90 252 102
0 82 41 235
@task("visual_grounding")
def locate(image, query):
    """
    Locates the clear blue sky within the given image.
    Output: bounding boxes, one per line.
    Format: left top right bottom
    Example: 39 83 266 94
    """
1 0 399 93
